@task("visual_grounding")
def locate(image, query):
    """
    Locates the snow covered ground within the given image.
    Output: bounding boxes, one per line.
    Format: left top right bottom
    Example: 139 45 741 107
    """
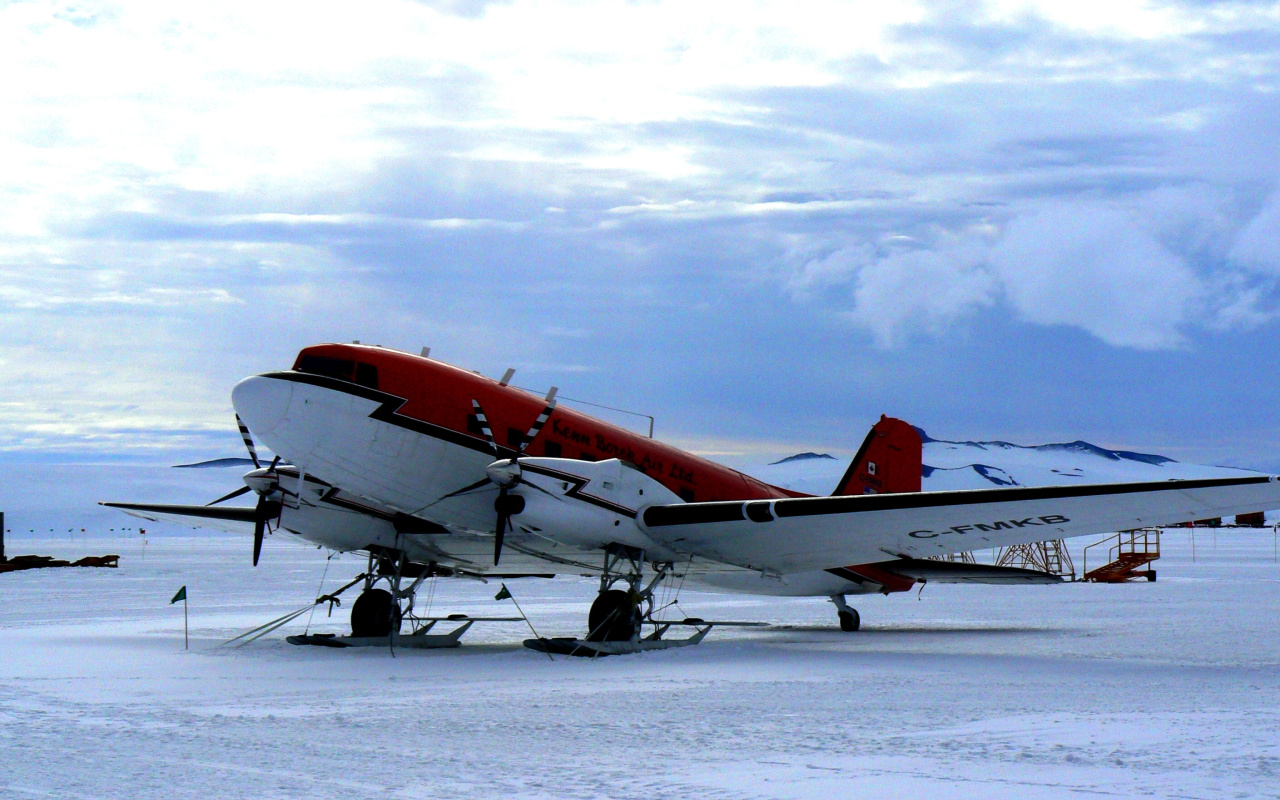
3 528 1279 799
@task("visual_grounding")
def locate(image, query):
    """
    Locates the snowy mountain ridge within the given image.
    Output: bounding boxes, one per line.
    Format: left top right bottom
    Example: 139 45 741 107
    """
746 430 1258 497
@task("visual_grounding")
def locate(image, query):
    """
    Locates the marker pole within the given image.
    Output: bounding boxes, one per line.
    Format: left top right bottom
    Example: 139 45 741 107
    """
183 596 189 651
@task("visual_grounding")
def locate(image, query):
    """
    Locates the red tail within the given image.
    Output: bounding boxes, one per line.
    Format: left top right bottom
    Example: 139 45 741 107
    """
832 415 922 496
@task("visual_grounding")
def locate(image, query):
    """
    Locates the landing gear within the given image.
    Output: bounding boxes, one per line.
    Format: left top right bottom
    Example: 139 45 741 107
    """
830 594 861 632
350 588 397 638
585 545 651 642
587 589 641 642
347 548 433 639
526 544 719 656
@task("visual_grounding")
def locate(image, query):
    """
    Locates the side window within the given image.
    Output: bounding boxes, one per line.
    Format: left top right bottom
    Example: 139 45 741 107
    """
543 441 562 458
354 362 378 389
679 488 696 503
506 427 524 448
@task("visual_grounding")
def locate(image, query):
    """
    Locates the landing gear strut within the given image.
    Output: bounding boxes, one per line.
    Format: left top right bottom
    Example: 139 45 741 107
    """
350 548 431 638
830 594 860 632
586 544 660 642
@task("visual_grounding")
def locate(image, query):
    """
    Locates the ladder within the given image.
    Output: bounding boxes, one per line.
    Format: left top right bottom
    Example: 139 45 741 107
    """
1082 529 1161 583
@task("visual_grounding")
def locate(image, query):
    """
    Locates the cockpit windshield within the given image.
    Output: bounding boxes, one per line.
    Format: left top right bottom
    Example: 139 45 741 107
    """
295 354 379 389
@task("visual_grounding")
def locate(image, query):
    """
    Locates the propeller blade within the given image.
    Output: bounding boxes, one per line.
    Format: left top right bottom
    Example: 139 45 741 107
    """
206 485 252 506
470 399 501 456
492 490 525 566
236 413 261 469
517 392 558 455
250 495 281 567
494 513 507 566
423 476 496 509
252 518 265 567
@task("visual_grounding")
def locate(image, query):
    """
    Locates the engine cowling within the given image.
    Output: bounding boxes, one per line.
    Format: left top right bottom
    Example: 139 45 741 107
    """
494 457 683 560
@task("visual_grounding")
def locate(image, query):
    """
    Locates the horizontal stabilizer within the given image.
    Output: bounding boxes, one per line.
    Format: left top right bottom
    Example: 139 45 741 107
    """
877 558 1062 585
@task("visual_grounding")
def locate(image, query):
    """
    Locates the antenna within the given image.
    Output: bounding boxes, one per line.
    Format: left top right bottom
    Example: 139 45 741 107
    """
499 368 516 386
420 346 431 358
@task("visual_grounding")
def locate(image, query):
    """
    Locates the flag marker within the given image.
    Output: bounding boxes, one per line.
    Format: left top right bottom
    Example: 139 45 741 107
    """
170 585 188 650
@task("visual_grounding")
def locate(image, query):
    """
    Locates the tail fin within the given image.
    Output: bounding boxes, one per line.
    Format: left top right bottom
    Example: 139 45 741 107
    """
832 415 922 496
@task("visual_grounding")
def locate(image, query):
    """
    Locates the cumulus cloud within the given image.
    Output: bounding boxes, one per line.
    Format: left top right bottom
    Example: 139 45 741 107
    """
990 202 1204 349
789 239 997 348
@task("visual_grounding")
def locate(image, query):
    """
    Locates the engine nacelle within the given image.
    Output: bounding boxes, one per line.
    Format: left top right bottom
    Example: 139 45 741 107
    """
499 457 683 560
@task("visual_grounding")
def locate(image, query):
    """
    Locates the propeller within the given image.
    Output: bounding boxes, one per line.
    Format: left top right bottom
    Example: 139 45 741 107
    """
250 456 283 567
472 389 557 566
210 416 286 566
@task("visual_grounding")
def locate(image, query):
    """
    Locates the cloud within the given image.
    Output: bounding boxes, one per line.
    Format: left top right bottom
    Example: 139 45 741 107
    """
849 242 999 348
5 0 1280 466
1229 189 1280 274
991 202 1203 349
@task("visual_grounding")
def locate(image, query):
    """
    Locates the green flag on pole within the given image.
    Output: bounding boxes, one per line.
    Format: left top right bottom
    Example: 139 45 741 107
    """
494 584 511 601
170 585 187 604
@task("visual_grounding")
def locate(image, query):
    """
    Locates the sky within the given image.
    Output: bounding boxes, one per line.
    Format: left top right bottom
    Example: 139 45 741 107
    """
3 0 1280 470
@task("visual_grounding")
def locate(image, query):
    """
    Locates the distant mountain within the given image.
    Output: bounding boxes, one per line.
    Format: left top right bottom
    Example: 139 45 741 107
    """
747 431 1256 496
173 458 259 469
918 430 1174 466
769 452 836 465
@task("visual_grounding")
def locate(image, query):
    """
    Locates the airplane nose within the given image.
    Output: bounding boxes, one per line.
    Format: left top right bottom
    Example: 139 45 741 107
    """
232 375 294 437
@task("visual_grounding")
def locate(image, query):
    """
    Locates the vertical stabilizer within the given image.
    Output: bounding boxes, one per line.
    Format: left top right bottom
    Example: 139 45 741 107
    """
832 415 922 496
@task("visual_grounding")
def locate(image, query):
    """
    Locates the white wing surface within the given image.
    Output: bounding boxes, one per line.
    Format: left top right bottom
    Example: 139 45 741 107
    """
640 475 1280 573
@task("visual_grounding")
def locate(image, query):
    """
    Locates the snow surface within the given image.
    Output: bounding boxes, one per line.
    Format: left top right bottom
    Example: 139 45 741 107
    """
2 442 1278 798
2 530 1280 799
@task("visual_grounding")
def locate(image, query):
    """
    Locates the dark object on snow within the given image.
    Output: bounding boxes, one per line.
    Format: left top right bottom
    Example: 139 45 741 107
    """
0 553 119 574
1235 511 1266 527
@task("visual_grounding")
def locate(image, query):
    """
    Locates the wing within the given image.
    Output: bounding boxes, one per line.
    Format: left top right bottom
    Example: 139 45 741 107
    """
100 502 258 535
640 475 1280 574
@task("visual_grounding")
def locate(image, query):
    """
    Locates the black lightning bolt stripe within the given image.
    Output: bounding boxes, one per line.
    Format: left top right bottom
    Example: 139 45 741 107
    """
262 370 516 458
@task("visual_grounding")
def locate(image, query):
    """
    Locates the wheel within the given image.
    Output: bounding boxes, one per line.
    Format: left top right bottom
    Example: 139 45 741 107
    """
1146 570 1157 582
350 588 398 638
586 589 640 642
838 609 860 632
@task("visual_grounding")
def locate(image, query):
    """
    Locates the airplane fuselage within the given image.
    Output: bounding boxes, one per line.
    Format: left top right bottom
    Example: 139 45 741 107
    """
232 343 869 596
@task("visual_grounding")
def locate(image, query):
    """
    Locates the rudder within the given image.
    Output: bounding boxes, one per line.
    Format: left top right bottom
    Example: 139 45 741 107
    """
832 414 922 496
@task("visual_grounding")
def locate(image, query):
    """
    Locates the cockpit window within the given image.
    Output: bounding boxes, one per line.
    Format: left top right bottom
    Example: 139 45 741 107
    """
295 354 379 390
296 355 355 380
354 362 378 389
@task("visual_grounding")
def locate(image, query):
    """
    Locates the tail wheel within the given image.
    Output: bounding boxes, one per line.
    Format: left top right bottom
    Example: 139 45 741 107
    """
351 588 398 638
838 609 860 632
587 589 641 642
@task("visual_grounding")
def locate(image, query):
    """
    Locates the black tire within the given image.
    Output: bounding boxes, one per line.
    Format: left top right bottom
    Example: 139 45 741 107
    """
587 589 640 642
838 609 861 632
1146 570 1157 582
351 589 398 638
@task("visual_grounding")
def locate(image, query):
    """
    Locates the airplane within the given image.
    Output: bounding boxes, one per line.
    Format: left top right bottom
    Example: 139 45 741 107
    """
106 343 1280 654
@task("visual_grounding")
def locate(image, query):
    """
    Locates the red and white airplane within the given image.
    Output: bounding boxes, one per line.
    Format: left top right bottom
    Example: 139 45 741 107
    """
107 343 1280 653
